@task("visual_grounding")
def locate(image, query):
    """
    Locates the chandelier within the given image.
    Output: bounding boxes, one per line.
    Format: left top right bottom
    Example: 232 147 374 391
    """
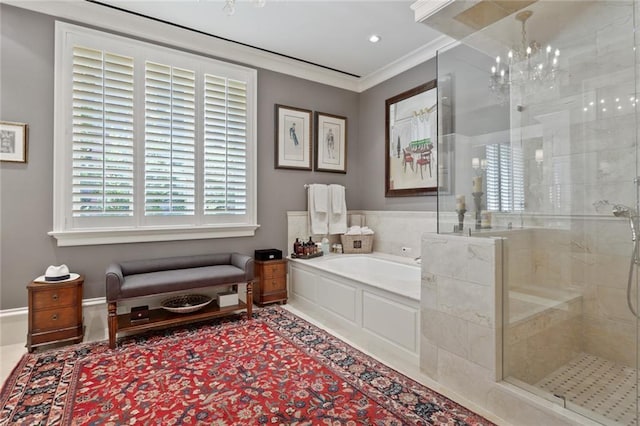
489 10 560 101
223 0 266 16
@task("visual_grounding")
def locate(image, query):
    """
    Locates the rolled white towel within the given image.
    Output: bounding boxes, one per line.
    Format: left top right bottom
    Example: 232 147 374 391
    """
361 226 374 235
345 226 362 235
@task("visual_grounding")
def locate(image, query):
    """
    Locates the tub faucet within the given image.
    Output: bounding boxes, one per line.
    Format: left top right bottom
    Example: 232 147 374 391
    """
414 256 422 264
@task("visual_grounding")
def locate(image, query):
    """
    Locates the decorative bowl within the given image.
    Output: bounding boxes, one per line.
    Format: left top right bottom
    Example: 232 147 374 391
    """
160 294 213 314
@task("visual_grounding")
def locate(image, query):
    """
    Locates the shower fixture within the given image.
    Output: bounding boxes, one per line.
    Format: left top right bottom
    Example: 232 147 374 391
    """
612 204 640 318
612 204 638 241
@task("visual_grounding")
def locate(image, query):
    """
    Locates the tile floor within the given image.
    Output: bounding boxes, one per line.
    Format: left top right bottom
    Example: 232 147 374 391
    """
537 352 639 426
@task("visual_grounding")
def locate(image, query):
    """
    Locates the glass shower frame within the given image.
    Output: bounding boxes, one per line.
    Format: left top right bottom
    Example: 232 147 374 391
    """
435 1 640 424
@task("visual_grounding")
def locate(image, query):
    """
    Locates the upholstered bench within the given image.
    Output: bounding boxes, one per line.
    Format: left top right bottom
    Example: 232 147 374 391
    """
105 253 254 349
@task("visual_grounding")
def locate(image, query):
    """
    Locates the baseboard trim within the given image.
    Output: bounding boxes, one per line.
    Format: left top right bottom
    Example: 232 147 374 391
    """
0 297 107 318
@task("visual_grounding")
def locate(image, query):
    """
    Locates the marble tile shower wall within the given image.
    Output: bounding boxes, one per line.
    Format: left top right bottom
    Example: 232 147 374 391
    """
490 217 636 369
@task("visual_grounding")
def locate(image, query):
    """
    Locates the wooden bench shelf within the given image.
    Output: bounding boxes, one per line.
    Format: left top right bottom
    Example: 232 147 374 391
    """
116 301 248 334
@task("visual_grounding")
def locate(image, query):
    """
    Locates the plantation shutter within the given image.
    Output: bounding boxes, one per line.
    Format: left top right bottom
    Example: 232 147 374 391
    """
71 46 135 217
512 144 525 212
204 75 247 215
485 143 525 212
486 144 500 211
144 62 196 216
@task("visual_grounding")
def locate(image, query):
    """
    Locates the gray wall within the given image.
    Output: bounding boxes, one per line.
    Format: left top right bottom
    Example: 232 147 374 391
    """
357 60 438 211
0 4 444 309
0 4 365 309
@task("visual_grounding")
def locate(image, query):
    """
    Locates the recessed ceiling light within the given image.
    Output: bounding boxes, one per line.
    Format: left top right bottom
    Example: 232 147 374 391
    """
369 35 381 43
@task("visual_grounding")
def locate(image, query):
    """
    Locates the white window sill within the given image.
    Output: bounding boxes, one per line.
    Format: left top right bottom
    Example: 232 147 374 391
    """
48 224 261 246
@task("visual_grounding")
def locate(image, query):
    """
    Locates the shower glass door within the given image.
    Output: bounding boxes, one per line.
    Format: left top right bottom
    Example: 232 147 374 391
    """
436 1 639 424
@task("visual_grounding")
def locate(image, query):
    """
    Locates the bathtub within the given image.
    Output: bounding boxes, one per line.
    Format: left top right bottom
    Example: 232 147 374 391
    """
288 253 421 365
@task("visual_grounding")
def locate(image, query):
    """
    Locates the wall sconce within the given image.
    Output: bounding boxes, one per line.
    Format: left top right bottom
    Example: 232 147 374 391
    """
535 149 544 165
472 157 487 175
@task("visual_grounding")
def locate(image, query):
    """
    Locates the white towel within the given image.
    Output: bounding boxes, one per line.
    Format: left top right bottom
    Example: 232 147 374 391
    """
345 226 361 235
331 185 343 213
308 184 328 234
314 184 328 213
361 226 374 235
328 184 347 234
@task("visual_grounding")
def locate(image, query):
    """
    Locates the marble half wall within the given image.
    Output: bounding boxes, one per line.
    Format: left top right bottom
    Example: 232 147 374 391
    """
420 233 594 426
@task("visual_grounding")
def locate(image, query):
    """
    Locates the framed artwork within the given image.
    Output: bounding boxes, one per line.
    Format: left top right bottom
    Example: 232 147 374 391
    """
275 104 312 170
385 80 437 197
314 112 347 173
0 121 28 163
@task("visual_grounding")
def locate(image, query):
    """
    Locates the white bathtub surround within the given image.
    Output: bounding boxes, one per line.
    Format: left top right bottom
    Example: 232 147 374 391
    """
421 233 600 426
288 252 421 366
286 210 437 258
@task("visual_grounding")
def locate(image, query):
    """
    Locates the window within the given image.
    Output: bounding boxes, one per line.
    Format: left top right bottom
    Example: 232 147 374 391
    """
52 23 258 246
485 143 524 212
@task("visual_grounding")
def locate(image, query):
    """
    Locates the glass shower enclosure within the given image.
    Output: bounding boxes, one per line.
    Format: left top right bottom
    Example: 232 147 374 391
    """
436 1 639 424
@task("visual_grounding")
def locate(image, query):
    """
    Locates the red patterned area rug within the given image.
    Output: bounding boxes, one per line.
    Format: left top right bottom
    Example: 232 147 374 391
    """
1 306 495 425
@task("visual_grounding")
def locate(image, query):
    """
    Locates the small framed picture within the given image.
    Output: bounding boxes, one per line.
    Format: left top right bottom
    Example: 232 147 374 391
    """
314 112 347 174
275 104 312 170
0 121 28 163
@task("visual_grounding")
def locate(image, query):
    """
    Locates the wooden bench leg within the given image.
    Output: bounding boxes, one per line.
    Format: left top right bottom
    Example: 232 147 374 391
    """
108 302 117 349
246 281 253 320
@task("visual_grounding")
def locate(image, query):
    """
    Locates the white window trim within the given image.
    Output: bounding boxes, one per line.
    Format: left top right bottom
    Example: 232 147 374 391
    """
51 22 259 246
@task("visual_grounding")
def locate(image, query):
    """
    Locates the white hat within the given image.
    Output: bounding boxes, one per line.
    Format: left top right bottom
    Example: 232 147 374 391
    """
34 264 80 283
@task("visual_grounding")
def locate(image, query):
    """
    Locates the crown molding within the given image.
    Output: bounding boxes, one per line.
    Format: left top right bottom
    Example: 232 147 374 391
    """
410 0 456 23
358 34 456 92
2 0 450 93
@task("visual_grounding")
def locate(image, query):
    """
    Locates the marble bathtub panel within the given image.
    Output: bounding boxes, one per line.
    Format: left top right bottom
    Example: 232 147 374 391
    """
420 272 437 311
434 310 469 360
419 336 439 380
596 285 637 324
582 315 636 367
466 242 496 287
437 275 493 327
437 348 493 407
468 322 494 371
426 237 469 280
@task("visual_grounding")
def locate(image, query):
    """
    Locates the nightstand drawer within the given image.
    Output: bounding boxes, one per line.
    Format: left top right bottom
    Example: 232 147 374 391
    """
262 277 285 293
32 287 77 310
32 306 78 331
262 262 286 279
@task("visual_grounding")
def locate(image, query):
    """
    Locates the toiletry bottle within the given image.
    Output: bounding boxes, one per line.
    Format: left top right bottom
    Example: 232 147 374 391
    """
321 237 329 254
308 236 315 254
293 238 301 256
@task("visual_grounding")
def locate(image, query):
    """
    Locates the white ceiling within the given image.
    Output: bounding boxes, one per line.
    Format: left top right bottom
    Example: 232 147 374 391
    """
95 0 448 78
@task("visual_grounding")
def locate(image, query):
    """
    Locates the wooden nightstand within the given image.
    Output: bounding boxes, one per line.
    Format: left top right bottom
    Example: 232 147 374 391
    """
254 259 287 306
27 275 84 352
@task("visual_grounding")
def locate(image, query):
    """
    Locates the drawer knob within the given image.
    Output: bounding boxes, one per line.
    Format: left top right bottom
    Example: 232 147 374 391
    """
52 294 59 301
51 314 58 321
